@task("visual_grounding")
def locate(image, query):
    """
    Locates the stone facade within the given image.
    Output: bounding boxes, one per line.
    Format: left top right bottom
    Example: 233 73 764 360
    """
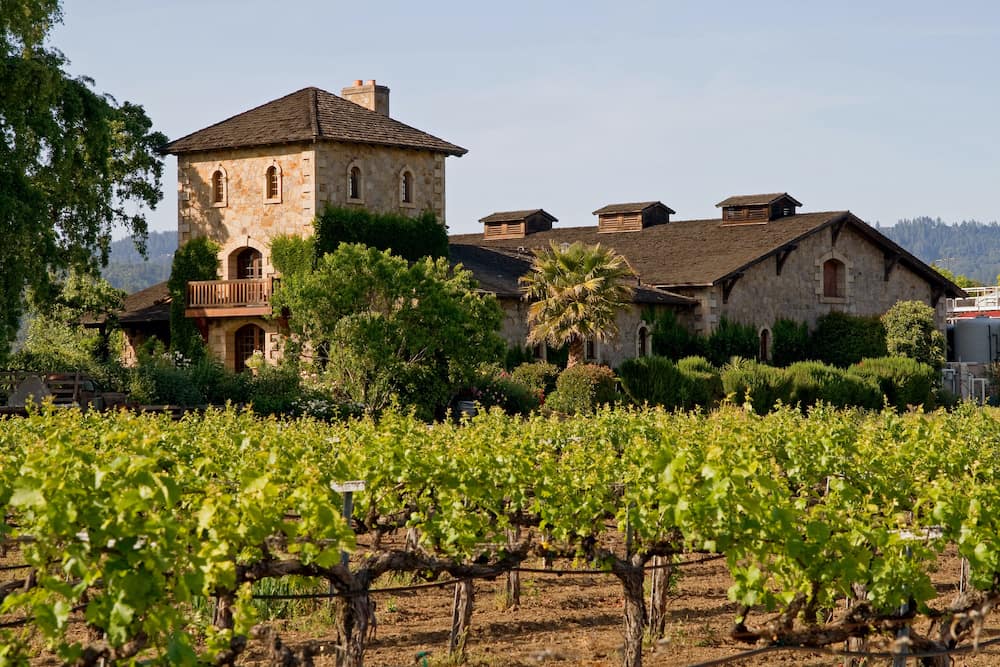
498 299 695 368
713 224 946 340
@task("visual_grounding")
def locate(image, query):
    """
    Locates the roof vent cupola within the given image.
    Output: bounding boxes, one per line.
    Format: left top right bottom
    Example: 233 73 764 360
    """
479 209 557 240
341 79 390 116
592 201 675 233
716 192 802 224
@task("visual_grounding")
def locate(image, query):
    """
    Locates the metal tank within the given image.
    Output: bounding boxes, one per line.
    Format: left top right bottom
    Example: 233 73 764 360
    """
952 318 1000 363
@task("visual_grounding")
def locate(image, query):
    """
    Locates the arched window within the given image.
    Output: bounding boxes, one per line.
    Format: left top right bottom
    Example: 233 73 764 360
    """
823 259 845 298
349 166 362 200
236 247 263 279
759 328 770 362
401 170 413 204
234 324 265 373
585 339 596 361
637 325 649 357
211 169 226 206
265 164 281 202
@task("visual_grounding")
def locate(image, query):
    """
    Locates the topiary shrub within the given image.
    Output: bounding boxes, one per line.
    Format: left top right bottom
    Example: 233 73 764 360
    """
848 356 938 410
677 356 724 407
545 364 617 415
707 318 759 367
785 360 881 410
881 301 946 369
808 312 887 367
510 362 560 396
721 359 792 415
771 318 810 366
618 356 690 410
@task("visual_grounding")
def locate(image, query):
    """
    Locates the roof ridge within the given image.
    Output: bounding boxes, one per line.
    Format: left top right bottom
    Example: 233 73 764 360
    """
160 87 319 154
309 88 320 139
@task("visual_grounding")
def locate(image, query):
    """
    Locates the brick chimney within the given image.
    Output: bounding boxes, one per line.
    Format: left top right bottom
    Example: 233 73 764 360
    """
341 79 390 116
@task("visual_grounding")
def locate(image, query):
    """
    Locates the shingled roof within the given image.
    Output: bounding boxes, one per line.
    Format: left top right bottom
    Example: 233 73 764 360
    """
479 209 557 224
82 281 171 327
161 87 467 156
592 201 676 215
449 244 695 305
450 211 965 296
716 192 802 208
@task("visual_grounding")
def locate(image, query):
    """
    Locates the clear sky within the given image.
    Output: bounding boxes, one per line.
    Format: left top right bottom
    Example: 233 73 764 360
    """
52 0 1000 238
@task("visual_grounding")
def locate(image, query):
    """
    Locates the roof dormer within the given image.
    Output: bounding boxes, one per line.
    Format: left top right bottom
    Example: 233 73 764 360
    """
479 209 557 240
716 193 802 224
592 201 675 233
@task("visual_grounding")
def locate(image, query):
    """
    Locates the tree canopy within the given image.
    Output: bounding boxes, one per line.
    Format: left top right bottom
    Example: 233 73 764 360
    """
1 0 166 360
272 243 503 418
520 241 634 367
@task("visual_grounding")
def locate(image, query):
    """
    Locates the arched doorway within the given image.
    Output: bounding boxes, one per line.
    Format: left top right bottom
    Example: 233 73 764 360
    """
235 247 263 279
234 324 265 373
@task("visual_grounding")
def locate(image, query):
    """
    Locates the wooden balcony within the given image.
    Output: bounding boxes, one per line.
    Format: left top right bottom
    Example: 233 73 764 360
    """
186 278 276 317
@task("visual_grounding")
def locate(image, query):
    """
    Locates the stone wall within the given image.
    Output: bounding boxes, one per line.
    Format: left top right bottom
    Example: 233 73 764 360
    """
313 142 445 224
203 316 286 372
177 144 316 279
497 299 695 367
715 224 946 333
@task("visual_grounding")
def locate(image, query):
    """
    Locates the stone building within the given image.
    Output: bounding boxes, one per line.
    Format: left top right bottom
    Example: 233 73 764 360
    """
449 194 965 364
150 81 465 371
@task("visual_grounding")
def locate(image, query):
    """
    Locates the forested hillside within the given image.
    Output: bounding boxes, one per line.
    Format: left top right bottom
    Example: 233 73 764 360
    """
101 230 177 292
879 217 1000 285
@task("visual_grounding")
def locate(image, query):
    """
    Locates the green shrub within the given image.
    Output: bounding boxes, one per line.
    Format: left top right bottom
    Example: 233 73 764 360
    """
721 359 792 415
647 309 706 360
188 357 252 405
247 364 303 416
707 318 759 367
314 206 448 261
128 364 205 406
808 312 886 367
469 374 541 416
168 237 220 360
504 345 536 370
785 361 881 410
677 356 724 407
618 356 690 410
848 356 938 410
881 301 946 369
545 364 618 415
510 362 560 395
771 318 810 366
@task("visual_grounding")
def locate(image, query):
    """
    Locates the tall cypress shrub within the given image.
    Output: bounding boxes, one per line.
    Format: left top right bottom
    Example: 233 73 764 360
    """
167 237 220 359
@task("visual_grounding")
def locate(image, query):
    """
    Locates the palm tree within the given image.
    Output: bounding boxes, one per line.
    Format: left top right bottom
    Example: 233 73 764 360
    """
520 241 635 367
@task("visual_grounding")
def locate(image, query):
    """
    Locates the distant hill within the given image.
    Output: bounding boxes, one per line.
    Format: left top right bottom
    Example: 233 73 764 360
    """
102 230 177 293
879 217 1000 286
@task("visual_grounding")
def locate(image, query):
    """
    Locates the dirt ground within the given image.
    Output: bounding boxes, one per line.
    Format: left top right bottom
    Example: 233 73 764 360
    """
5 546 1000 666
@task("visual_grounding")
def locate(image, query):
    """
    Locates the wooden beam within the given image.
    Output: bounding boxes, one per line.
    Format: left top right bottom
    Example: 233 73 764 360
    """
831 219 847 246
775 244 798 276
721 273 743 304
883 252 901 282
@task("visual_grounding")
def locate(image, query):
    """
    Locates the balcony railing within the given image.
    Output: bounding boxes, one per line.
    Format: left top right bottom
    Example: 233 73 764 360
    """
187 278 275 311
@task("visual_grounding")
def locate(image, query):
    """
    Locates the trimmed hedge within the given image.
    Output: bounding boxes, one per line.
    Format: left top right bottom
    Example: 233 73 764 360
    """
707 318 759 367
809 312 887 367
721 360 792 415
677 356 724 407
546 364 617 415
785 361 882 410
771 318 810 366
848 356 938 410
618 356 691 410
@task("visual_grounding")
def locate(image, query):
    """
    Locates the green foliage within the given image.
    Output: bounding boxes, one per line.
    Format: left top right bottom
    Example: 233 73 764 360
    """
808 312 887 367
270 235 316 279
545 364 618 414
466 369 541 416
849 356 938 410
246 363 303 416
706 318 759 367
167 237 220 360
1 1 165 357
618 356 691 410
784 361 882 410
509 362 560 395
721 359 792 415
881 217 1000 285
931 263 981 288
646 308 705 360
272 243 504 419
503 344 536 370
771 318 810 366
314 206 448 262
677 356 724 407
520 241 634 367
881 300 946 369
